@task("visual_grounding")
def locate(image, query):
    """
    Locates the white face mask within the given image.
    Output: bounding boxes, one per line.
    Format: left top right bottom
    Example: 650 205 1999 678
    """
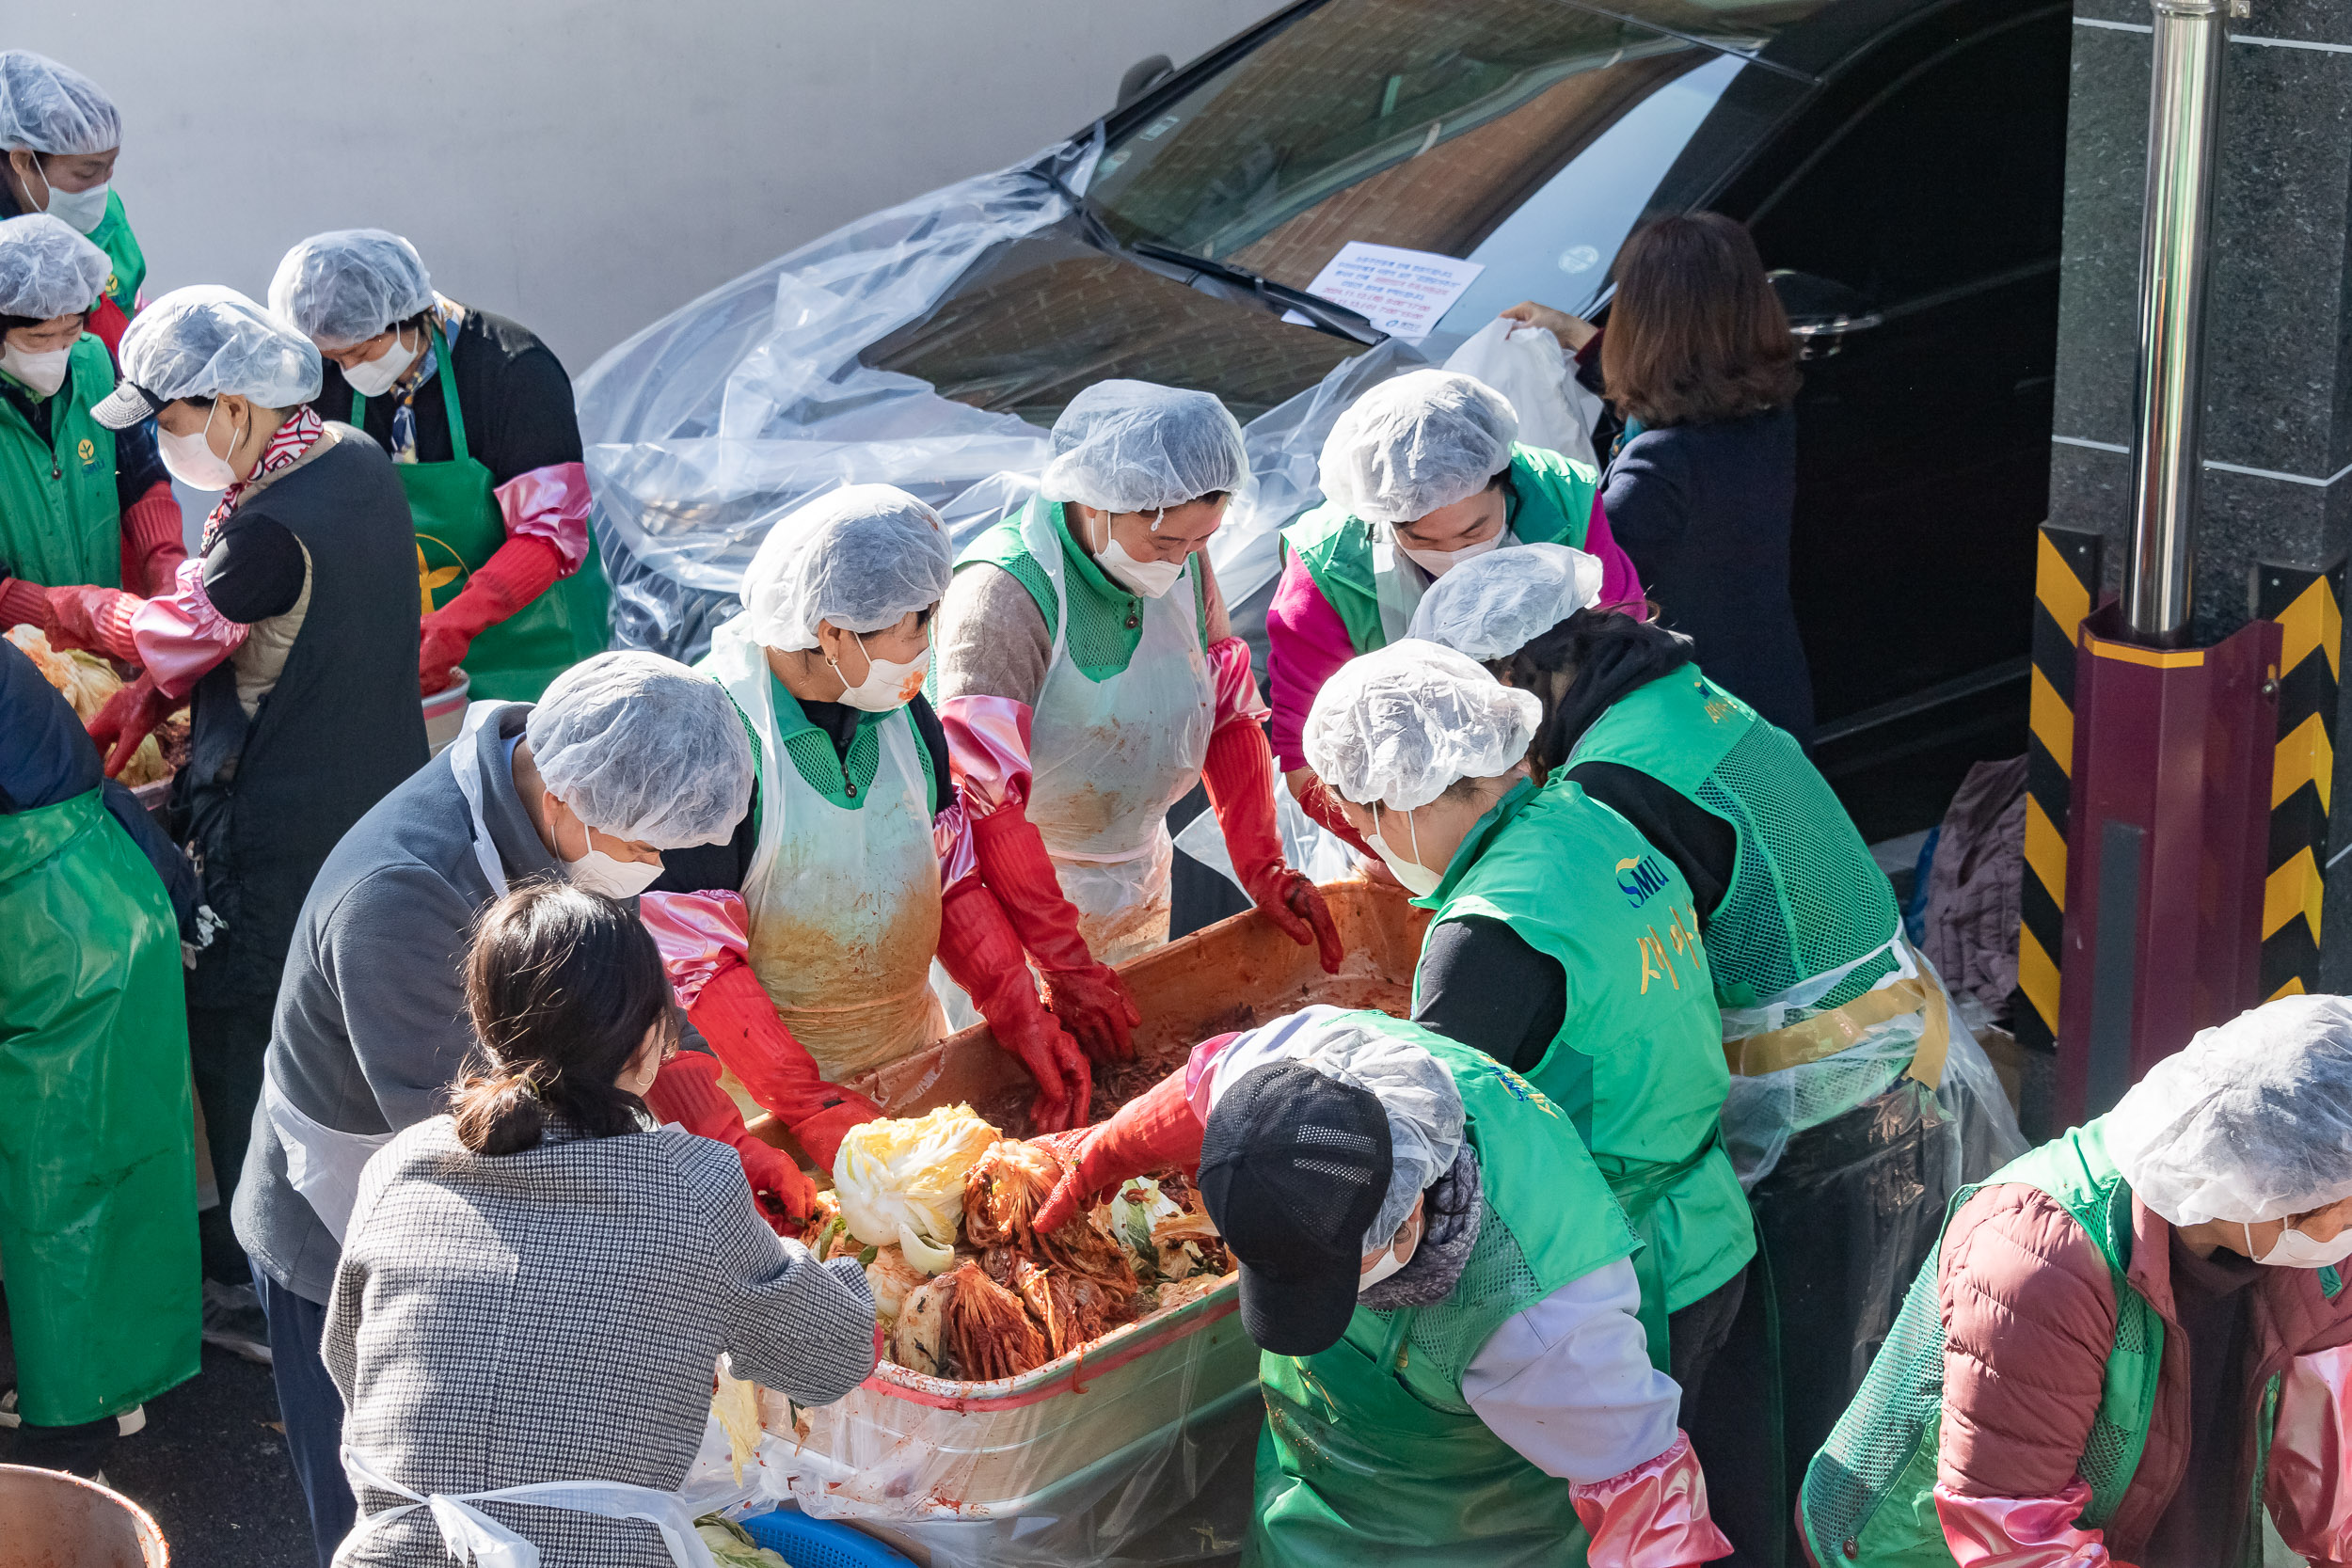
834 631 930 713
158 404 241 492
1359 1207 1422 1292
1 343 72 398
1099 536 1187 598
2245 1218 2352 1270
1369 802 1444 897
39 176 109 235
1397 529 1506 578
557 809 664 898
342 329 419 397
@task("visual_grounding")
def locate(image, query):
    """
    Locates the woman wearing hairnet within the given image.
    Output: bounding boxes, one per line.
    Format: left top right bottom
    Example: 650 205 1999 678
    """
0 215 181 659
78 286 425 1292
1268 369 1641 856
271 230 609 701
1302 641 1755 1432
1800 994 2352 1567
641 485 1095 1136
936 380 1341 1063
1025 1005 1732 1565
1411 543 2025 1506
0 51 141 352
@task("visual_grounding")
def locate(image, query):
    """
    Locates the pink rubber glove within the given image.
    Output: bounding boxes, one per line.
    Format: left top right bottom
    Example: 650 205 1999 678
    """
1933 1481 2121 1567
1569 1431 1734 1567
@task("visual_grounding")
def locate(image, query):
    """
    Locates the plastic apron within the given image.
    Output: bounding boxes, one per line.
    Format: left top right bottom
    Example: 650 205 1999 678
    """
337 1445 720 1568
1018 500 1215 963
355 327 612 703
0 787 200 1426
709 621 946 1082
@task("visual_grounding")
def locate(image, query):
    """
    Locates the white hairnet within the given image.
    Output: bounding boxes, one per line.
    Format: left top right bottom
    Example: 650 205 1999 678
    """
2107 994 2352 1226
1039 379 1248 514
118 286 323 409
1215 1005 1465 1250
1408 542 1606 661
526 652 754 848
742 484 953 653
268 230 436 349
0 52 119 156
1319 369 1519 525
0 214 109 320
1302 639 1541 812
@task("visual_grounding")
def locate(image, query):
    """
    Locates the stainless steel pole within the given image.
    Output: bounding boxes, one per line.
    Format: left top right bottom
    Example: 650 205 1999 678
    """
2123 0 2230 643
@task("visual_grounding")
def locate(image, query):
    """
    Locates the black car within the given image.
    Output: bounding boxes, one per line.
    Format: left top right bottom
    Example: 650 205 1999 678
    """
583 0 2072 839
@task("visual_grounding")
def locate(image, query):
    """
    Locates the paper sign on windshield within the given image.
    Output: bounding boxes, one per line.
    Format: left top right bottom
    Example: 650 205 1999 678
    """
1292 242 1486 342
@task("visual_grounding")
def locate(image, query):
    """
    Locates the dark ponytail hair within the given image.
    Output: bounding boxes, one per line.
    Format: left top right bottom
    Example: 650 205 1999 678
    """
449 880 680 1156
1497 610 1696 780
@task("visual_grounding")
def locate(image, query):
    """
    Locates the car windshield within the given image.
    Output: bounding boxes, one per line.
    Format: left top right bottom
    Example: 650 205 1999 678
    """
1556 0 1838 55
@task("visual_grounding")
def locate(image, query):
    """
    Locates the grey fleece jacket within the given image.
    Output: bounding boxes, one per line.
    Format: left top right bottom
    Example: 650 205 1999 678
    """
233 704 558 1305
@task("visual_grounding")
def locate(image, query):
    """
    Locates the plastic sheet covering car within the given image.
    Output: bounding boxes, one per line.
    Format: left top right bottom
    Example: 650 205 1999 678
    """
573 131 1435 663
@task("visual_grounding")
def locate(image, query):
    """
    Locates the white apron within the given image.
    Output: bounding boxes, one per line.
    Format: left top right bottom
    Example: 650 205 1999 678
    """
708 620 946 1082
335 1445 720 1568
1019 501 1216 964
260 700 516 1243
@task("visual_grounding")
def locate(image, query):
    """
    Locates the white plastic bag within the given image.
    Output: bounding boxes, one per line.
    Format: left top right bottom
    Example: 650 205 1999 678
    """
1442 317 1602 471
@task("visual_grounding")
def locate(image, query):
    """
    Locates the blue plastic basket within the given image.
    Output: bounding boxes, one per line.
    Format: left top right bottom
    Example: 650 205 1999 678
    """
739 1507 918 1568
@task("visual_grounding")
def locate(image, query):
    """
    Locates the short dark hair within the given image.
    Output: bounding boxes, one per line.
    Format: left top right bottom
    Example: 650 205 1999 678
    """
1601 212 1799 428
0 308 89 335
449 880 680 1155
1496 608 1696 779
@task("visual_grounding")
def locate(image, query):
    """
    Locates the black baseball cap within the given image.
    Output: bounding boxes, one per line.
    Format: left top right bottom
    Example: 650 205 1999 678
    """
1200 1060 1392 1356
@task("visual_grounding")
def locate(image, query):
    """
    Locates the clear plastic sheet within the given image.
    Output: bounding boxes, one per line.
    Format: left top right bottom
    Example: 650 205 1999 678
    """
573 128 1438 663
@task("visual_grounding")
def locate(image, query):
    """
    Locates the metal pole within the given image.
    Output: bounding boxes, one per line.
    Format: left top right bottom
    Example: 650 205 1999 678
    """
2124 0 2230 644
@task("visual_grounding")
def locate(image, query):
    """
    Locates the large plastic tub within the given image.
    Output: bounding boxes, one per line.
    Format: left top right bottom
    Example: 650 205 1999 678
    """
769 879 1426 1533
0 1465 167 1567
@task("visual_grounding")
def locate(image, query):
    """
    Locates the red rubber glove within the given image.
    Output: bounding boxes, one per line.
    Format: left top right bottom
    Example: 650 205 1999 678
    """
1294 769 1380 863
121 482 189 595
419 534 564 695
1203 720 1343 974
639 890 883 1169
1568 1431 1733 1567
969 798 1140 1062
42 584 143 663
936 877 1091 1133
86 671 179 778
644 1051 816 1233
1031 1069 1203 1234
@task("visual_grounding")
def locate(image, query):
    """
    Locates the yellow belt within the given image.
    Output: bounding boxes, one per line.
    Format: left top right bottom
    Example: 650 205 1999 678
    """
1722 973 1949 1088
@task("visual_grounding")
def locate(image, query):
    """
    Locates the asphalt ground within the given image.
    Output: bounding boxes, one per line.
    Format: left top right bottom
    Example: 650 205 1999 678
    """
2 1303 311 1567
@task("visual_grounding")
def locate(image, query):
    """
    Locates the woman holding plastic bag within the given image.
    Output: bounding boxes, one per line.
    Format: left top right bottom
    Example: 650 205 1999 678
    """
1267 369 1642 857
1411 542 2026 1539
934 379 1340 1058
645 484 1096 1133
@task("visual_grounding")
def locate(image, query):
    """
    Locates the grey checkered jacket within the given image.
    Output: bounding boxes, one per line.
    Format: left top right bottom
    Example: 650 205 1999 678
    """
325 1117 875 1567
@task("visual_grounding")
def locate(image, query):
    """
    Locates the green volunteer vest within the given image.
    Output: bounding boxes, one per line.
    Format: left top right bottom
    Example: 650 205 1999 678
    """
1279 442 1599 656
0 334 121 587
954 496 1209 682
85 191 145 322
1568 669 1900 1010
1415 776 1753 1366
1252 1020 1640 1568
1796 1119 2306 1567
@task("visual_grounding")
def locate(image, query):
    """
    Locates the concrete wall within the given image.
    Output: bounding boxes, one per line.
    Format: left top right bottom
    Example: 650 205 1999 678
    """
10 0 1281 372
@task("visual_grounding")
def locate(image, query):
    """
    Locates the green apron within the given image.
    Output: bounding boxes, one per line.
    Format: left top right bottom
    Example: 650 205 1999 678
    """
0 334 120 587
1252 1026 1641 1567
1414 777 1754 1367
85 191 145 324
355 326 611 701
0 789 199 1425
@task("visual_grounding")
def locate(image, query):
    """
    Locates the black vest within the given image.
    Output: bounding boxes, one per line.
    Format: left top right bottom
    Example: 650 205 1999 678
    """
180 425 428 1005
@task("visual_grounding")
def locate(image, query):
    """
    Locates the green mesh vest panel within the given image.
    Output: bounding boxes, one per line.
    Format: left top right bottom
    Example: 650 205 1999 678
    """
957 498 1207 681
1798 1119 2165 1565
1570 671 1900 1011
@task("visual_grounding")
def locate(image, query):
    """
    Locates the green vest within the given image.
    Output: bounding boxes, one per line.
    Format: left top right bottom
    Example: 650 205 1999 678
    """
1415 778 1753 1363
0 334 121 587
954 496 1208 681
1569 669 1900 1010
1252 1020 1640 1568
85 191 145 322
1797 1119 2306 1566
1279 443 1599 655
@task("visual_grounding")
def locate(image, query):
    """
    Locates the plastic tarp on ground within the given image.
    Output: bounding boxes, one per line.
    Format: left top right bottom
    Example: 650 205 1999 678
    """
574 131 1433 664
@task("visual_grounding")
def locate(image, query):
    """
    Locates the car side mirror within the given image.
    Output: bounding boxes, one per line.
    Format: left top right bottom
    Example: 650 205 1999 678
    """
1770 269 1882 360
1118 55 1175 109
